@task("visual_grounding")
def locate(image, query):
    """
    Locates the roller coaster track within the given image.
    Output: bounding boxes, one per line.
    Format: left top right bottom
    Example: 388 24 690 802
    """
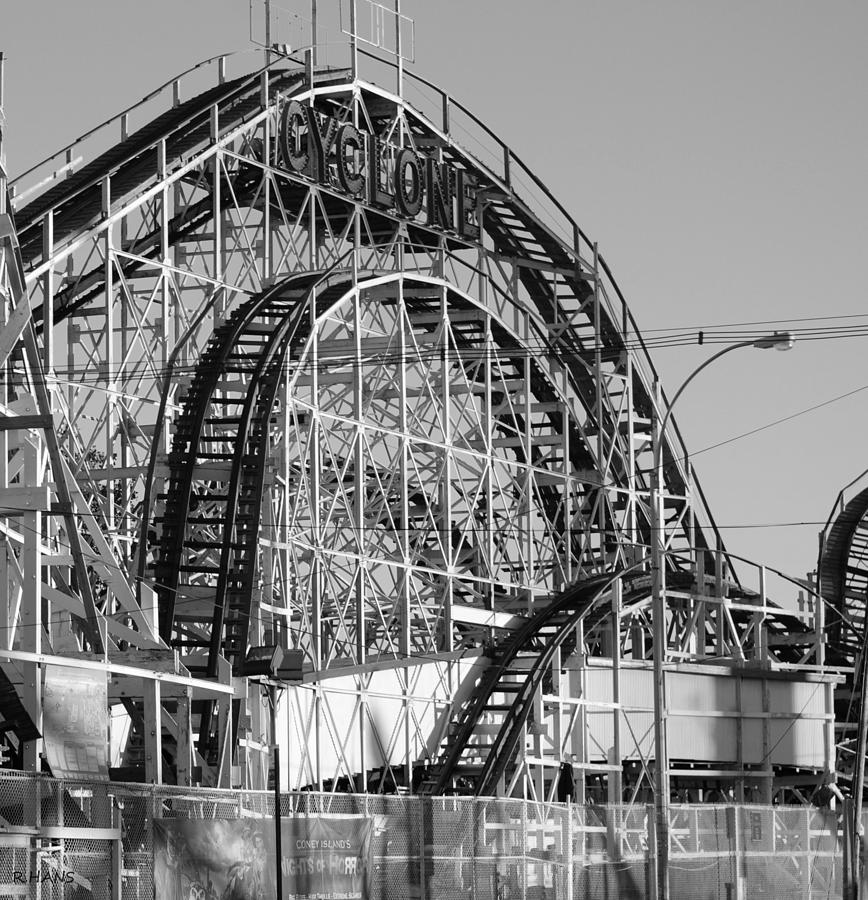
421 565 818 797
153 266 613 675
818 474 868 778
819 477 868 670
154 270 333 675
421 571 622 796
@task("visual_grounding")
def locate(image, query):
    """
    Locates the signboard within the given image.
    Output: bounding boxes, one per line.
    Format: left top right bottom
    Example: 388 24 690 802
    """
42 664 108 780
154 817 372 900
278 99 482 242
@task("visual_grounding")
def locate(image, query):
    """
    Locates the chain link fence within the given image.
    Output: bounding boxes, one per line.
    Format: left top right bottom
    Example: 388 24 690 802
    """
0 772 846 899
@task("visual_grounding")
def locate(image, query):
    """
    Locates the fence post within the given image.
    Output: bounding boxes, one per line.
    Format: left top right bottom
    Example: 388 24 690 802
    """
843 798 851 900
861 818 868 900
521 799 527 900
565 801 573 900
471 798 478 900
647 804 657 900
726 806 744 900
419 795 427 900
111 830 123 900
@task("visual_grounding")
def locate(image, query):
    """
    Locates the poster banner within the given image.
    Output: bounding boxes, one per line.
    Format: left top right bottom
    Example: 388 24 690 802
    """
154 816 372 900
42 664 108 780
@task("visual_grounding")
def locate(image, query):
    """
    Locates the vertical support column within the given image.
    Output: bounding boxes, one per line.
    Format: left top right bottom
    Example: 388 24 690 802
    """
21 433 42 771
175 688 192 786
158 139 171 419
564 801 574 900
735 675 745 803
262 109 272 284
531 683 544 801
352 286 366 666
522 312 534 604
623 331 638 568
520 800 527 900
215 656 233 788
483 311 495 616
576 623 586 806
651 379 670 900
143 681 163 784
608 577 623 860
314 685 323 790
814 577 825 668
551 645 563 790
308 291 323 791
592 245 606 571
310 305 322 671
0 542 7 651
760 672 773 804
211 110 225 323
560 360 573 587
715 534 725 655
103 178 116 538
398 280 410 657
439 283 453 653
825 681 835 797
752 564 767 661
117 119 130 568
347 259 367 791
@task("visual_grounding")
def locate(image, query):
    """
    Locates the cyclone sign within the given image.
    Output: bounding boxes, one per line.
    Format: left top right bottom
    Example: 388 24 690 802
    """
278 99 482 241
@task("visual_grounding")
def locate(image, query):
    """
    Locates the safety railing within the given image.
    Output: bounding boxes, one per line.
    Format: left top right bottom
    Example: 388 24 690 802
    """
10 51 275 204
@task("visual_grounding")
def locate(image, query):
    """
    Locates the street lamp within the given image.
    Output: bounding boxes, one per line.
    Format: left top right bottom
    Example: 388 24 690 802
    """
245 645 304 900
650 331 794 900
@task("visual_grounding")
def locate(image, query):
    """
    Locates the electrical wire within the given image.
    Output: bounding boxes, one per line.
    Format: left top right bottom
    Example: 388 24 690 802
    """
689 382 868 459
7 314 868 385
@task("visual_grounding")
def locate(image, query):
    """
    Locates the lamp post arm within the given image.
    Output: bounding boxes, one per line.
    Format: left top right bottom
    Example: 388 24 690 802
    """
654 339 757 475
651 336 755 900
650 331 791 900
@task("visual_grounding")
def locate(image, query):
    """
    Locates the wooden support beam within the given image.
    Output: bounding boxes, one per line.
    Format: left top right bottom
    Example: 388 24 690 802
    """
142 680 162 783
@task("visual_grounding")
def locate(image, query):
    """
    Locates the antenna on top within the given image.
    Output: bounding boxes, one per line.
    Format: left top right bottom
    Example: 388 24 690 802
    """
339 0 414 63
0 51 6 215
250 0 313 59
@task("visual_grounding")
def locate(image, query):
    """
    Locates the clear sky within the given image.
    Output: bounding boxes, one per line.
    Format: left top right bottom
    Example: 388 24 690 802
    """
3 1 867 587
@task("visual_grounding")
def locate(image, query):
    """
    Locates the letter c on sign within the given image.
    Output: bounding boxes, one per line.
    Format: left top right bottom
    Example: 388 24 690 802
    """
336 123 365 195
279 100 310 174
394 147 424 217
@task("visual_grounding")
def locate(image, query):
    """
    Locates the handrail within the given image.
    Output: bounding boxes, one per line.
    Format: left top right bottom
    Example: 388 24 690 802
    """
14 64 274 229
819 467 868 546
12 50 262 187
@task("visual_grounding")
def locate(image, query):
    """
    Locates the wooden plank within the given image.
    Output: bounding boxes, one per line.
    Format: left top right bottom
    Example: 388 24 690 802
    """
0 486 51 512
110 648 178 672
0 415 52 431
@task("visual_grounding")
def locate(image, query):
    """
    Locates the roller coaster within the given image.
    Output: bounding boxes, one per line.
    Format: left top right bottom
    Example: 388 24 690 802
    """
0 5 861 825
